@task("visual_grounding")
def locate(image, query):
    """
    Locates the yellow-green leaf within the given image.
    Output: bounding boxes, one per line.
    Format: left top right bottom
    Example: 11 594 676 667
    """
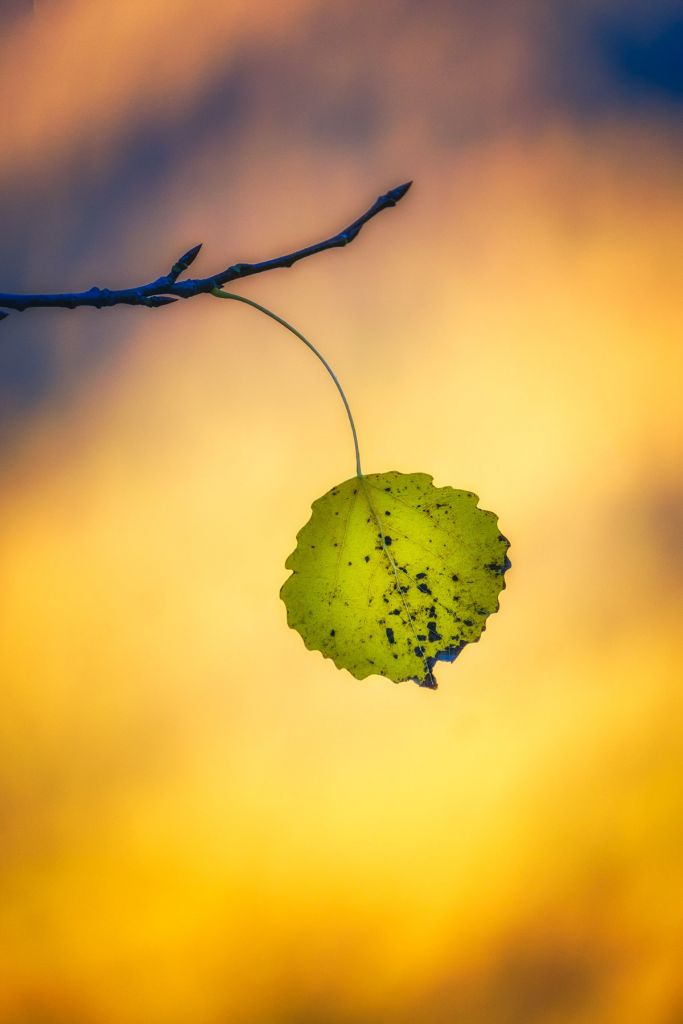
281 471 510 689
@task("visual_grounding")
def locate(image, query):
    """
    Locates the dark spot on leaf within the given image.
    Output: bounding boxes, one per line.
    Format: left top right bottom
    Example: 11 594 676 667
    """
463 618 473 626
416 572 427 579
451 574 459 582
417 583 432 595
414 646 424 657
433 643 464 664
385 510 391 516
385 627 395 645
417 634 426 641
364 555 370 562
384 536 392 545
330 629 335 637
485 561 508 575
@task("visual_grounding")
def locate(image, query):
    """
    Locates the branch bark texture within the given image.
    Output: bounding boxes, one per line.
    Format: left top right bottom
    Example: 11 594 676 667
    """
0 182 412 319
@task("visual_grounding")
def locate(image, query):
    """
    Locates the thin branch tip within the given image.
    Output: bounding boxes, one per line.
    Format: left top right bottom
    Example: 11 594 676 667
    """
388 181 413 202
170 243 203 278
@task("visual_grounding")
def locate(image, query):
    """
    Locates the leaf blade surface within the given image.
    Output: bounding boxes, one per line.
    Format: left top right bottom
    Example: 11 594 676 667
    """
281 471 510 688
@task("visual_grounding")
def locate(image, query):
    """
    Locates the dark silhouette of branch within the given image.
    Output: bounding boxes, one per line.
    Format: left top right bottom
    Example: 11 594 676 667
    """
0 182 412 319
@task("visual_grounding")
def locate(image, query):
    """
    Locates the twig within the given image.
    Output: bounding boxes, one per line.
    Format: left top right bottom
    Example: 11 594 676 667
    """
0 182 412 317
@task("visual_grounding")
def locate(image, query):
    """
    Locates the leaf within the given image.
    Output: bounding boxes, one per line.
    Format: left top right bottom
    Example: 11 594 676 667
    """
281 471 510 689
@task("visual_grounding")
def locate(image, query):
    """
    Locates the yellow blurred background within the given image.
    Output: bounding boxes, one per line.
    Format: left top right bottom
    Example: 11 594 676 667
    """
1 2 681 1021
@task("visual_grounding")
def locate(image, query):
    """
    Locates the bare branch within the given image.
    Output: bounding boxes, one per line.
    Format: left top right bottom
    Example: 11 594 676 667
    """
0 182 412 317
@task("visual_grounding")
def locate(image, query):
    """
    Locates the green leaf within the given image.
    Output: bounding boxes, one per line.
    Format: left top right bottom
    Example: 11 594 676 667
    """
281 471 510 689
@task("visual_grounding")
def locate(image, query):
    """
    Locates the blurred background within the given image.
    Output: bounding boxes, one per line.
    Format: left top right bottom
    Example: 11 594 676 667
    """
1 1 681 1021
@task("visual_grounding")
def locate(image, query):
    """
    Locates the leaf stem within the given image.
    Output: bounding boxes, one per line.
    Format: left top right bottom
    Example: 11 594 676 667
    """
211 288 363 477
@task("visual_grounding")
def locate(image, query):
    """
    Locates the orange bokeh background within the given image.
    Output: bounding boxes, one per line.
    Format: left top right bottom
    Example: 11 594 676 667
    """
1 3 681 1022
